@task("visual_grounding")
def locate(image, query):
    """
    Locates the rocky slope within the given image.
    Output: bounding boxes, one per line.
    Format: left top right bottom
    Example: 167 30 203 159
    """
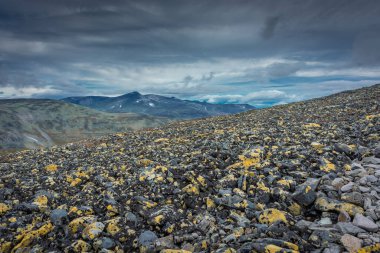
63 92 255 119
0 99 170 151
0 84 379 253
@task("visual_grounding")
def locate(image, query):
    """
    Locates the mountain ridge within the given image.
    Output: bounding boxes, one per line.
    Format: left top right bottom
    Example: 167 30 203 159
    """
62 92 255 119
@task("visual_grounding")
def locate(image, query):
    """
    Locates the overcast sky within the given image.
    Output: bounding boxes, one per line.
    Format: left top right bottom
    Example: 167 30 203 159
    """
0 0 379 107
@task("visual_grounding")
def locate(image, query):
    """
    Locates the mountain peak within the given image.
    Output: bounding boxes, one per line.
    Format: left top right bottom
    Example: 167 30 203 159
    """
127 91 141 96
117 91 142 99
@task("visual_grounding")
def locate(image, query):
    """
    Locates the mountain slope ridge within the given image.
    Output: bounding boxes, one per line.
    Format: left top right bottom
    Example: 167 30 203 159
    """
0 99 170 151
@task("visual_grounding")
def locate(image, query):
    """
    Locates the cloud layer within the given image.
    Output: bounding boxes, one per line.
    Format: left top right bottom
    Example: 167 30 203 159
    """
0 0 379 106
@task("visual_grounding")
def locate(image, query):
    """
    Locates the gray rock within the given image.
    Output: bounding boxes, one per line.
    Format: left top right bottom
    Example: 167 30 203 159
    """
359 186 371 193
223 234 236 243
295 220 312 230
334 143 352 155
99 237 115 249
340 234 362 253
362 156 380 164
50 209 68 226
341 192 363 206
375 146 380 158
359 177 367 185
366 175 378 183
125 212 138 226
353 214 379 232
331 178 345 190
138 230 158 247
322 243 342 253
341 182 355 192
319 217 332 226
336 222 366 235
154 235 174 250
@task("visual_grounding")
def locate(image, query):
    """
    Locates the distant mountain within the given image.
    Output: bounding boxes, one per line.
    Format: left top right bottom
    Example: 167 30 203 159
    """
0 99 169 151
62 92 255 119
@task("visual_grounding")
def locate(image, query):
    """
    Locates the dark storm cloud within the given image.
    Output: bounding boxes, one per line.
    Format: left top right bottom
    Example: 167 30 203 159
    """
261 16 280 39
0 0 379 104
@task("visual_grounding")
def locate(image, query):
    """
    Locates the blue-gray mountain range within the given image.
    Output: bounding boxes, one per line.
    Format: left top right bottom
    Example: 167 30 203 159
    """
62 92 255 119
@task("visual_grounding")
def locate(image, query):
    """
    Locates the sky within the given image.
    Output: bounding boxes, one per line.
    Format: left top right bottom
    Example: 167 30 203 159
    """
0 0 379 107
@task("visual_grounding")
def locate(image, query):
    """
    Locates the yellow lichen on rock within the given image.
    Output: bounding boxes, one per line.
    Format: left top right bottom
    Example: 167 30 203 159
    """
45 164 58 172
106 219 121 236
365 114 380 120
205 197 216 209
82 222 105 240
71 239 91 253
320 158 336 172
357 243 380 253
259 208 288 225
257 181 270 192
12 222 53 252
277 179 294 188
311 142 324 151
0 203 11 215
154 138 169 143
1 241 12 253
160 250 192 253
137 158 153 167
33 195 48 207
303 123 321 128
150 214 165 225
196 175 207 187
265 244 299 253
315 197 364 216
68 216 96 234
182 184 200 195
288 202 302 216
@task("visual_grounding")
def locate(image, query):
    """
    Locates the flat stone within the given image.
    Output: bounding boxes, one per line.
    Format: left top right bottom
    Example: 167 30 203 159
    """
353 214 379 232
295 220 312 231
366 175 378 183
341 182 355 192
340 234 362 253
359 186 371 193
336 222 366 235
319 217 332 226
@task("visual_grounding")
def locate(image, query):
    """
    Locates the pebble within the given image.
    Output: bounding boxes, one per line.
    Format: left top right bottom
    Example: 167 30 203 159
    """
337 210 351 222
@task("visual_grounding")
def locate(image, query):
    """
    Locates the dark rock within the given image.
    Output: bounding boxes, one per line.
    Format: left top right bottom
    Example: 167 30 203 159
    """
292 178 320 206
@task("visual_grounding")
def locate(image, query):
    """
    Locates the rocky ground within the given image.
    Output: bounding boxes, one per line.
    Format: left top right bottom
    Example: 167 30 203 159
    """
0 84 379 253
